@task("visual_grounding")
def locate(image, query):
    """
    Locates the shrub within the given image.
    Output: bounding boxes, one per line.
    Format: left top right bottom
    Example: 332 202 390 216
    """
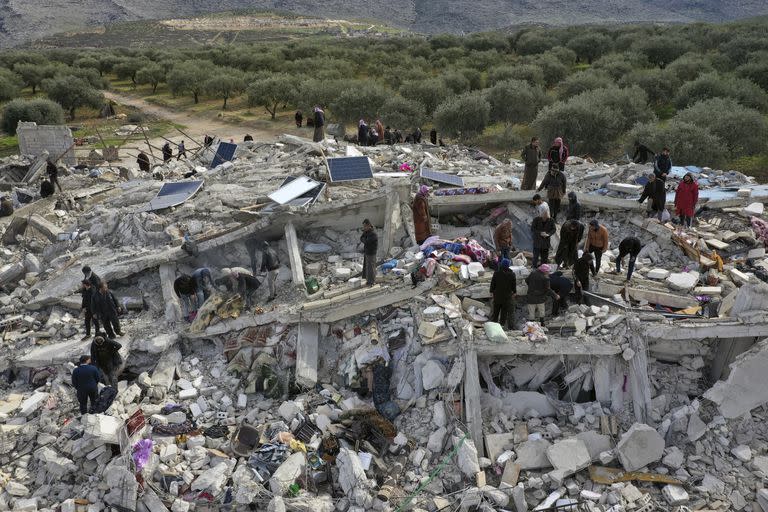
331 82 389 123
400 78 453 116
126 112 144 124
486 79 548 125
379 96 426 129
1 98 65 135
567 32 612 64
503 64 545 87
0 69 23 102
433 91 490 141
167 60 215 103
440 71 471 94
246 74 295 118
136 64 166 94
556 70 614 100
736 56 768 91
515 31 559 55
619 69 681 105
626 120 726 167
42 76 103 119
206 71 246 109
633 35 692 68
675 72 768 112
665 53 715 82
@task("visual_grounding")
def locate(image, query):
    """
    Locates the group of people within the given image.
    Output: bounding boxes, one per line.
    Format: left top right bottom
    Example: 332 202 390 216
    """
161 140 186 162
520 137 569 190
356 119 429 147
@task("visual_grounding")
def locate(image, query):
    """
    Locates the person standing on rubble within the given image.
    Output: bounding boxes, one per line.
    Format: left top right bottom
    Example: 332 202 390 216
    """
520 137 542 190
490 258 517 329
532 194 549 219
548 271 572 316
555 219 584 269
82 265 101 289
494 218 514 260
358 119 369 146
40 178 55 198
313 106 325 143
360 219 379 286
547 137 569 173
295 110 303 128
654 147 672 182
566 191 581 221
72 355 102 414
91 281 123 338
136 151 150 172
0 196 13 217
573 251 593 305
675 172 699 229
375 119 385 144
244 134 254 142
525 264 559 326
633 142 655 164
162 142 173 163
204 134 214 147
413 127 422 144
638 172 666 221
90 336 122 387
384 126 394 145
430 128 437 145
177 141 186 160
80 279 100 340
221 268 261 308
46 158 63 192
531 208 556 268
616 236 642 281
537 164 567 221
584 220 609 276
259 242 280 302
412 185 432 245
192 267 214 305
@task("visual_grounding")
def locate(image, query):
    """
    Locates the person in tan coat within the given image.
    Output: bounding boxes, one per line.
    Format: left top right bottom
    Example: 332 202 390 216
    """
584 220 609 276
494 219 513 260
412 185 432 244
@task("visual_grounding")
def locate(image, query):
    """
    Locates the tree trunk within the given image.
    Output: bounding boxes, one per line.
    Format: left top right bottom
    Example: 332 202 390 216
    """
223 96 228 109
69 106 76 120
271 101 278 120
31 85 36 94
193 92 199 104
152 83 158 94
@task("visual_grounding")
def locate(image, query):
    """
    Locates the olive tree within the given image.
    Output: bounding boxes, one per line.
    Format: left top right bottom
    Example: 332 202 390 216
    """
433 91 490 141
1 98 64 135
42 76 103 119
246 74 296 118
379 96 426 129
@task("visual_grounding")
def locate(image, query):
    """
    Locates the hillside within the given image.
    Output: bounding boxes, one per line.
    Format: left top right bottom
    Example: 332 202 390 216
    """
3 0 768 47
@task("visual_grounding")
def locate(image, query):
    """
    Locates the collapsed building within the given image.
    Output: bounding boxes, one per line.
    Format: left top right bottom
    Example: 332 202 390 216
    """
2 133 768 511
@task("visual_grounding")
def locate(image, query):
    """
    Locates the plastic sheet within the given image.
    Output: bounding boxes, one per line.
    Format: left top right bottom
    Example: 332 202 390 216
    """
132 438 154 472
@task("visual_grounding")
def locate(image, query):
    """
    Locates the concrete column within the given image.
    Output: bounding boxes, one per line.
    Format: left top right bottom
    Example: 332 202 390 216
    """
710 337 757 381
628 333 652 424
463 325 485 458
379 190 401 259
158 264 183 324
296 322 319 388
284 221 305 286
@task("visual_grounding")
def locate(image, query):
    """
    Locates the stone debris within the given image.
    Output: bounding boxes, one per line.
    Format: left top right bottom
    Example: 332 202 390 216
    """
2 135 768 511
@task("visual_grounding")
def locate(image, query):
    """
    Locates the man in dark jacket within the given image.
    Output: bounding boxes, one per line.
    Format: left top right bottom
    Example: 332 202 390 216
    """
520 137 542 190
358 120 369 146
548 271 573 316
222 268 261 308
616 236 642 281
82 265 101 289
174 274 198 318
490 258 517 329
525 264 559 325
573 252 593 305
360 219 378 286
46 159 62 192
40 179 55 198
537 165 567 221
0 196 12 217
80 279 100 340
177 141 186 160
90 336 122 387
632 142 654 164
72 355 102 414
430 128 437 145
566 191 581 221
91 281 122 338
531 210 556 268
555 219 584 269
260 242 280 302
654 147 672 182
295 111 303 128
136 151 150 172
638 173 666 220
162 142 173 162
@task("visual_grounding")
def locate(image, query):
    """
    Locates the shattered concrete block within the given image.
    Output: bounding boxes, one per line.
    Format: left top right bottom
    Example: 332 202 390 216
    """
455 434 481 478
178 388 198 399
646 268 670 280
418 321 439 338
432 401 447 428
732 444 752 462
11 497 38 511
621 484 643 503
573 431 612 462
662 485 689 505
35 446 76 476
662 446 685 469
687 412 707 442
615 423 665 472
278 401 301 421
18 391 48 417
705 339 768 419
546 439 590 477
171 499 191 512
757 489 768 511
83 414 123 444
481 485 509 508
193 460 234 495
104 465 138 511
421 360 445 390
666 272 699 291
510 484 527 512
337 448 367 494
516 439 552 470
160 443 179 462
742 202 764 216
427 427 447 453
270 453 306 495
5 481 29 496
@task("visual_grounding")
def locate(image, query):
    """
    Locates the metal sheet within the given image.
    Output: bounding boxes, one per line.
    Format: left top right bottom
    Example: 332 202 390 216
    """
268 176 320 205
327 156 373 182
136 180 204 212
420 167 464 187
210 142 238 169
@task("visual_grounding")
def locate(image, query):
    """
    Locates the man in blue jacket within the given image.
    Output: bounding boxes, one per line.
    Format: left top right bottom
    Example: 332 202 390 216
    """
72 355 101 414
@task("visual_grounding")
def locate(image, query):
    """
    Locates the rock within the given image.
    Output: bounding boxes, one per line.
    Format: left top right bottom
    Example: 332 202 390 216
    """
510 484 527 512
666 272 699 291
662 446 685 469
754 455 768 475
516 439 552 470
742 202 764 216
278 400 301 421
615 423 665 471
663 485 689 505
427 427 447 453
545 439 590 475
758 489 768 511
732 444 752 462
421 360 445 390
267 496 287 512
432 401 447 428
337 449 367 494
687 412 707 442
646 268 670 280
701 473 725 494
481 486 509 507
5 481 29 497
270 453 306 495
573 431 612 461
104 465 138 511
193 461 234 495
455 434 481 478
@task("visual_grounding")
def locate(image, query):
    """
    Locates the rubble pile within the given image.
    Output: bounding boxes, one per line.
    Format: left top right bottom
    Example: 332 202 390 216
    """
3 133 768 511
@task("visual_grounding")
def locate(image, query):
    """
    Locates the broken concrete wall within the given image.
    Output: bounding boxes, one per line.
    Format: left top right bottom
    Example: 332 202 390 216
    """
704 337 768 419
16 122 76 165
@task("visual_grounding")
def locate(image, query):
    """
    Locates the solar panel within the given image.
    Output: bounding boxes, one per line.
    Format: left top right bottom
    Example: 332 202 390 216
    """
269 176 321 205
327 156 373 183
136 180 204 212
210 142 238 169
420 167 464 187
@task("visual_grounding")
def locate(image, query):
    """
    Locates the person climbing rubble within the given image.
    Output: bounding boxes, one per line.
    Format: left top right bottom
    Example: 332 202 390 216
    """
80 279 99 340
566 191 581 221
71 355 102 415
221 267 261 308
555 218 584 269
490 258 517 329
174 273 200 319
638 172 666 221
531 208 556 268
548 270 573 316
259 242 280 302
547 136 569 172
136 151 150 172
90 281 123 338
525 264 559 325
40 177 54 198
584 219 609 276
537 163 567 221
675 172 699 229
0 195 13 217
615 236 642 281
654 147 672 182
89 336 122 387
573 251 594 305
46 158 62 192
494 218 513 260
520 137 541 190
412 185 432 244
360 219 378 286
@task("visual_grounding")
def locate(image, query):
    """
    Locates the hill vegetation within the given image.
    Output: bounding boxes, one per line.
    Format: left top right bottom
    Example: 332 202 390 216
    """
2 18 768 176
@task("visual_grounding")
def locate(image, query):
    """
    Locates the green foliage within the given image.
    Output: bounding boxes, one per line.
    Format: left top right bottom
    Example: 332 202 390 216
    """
433 91 490 141
515 31 558 55
633 35 692 68
592 52 647 80
720 34 768 65
530 53 568 87
379 96 426 129
74 57 101 73
246 74 296 119
619 69 680 105
113 57 148 85
400 78 453 116
42 76 103 119
567 32 612 64
167 60 215 104
626 120 726 167
293 78 346 113
13 63 48 94
56 66 105 89
205 71 246 109
675 72 768 112
0 69 23 102
136 64 166 94
440 71 471 94
1 98 64 135
331 83 389 123
486 79 547 125
736 55 768 91
502 64 545 87
556 70 614 99
674 98 768 157
665 53 715 82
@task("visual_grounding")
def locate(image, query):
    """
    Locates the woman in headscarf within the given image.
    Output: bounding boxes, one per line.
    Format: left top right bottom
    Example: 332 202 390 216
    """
375 119 385 143
412 185 432 244
358 119 368 146
674 172 699 228
312 106 325 143
547 137 569 172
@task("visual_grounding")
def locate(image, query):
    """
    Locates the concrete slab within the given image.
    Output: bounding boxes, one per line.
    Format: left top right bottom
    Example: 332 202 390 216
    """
705 338 768 419
616 423 665 471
